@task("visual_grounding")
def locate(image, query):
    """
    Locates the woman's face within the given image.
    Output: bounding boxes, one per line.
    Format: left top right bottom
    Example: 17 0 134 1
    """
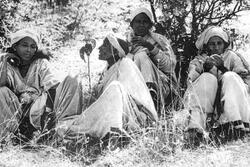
131 13 152 37
207 36 225 55
98 38 112 60
15 37 37 62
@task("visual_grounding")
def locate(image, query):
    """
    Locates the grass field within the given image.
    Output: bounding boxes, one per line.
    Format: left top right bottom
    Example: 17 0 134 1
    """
1 0 250 166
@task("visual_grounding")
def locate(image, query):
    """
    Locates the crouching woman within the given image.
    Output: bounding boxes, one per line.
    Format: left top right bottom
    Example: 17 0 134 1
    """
184 26 250 144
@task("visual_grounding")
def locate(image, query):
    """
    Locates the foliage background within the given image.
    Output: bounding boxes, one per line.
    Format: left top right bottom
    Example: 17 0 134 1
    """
0 0 250 166
146 0 250 88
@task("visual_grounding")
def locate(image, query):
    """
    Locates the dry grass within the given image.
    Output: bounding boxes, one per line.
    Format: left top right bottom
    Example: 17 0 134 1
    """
1 124 250 167
0 145 81 167
90 142 250 167
1 1 250 167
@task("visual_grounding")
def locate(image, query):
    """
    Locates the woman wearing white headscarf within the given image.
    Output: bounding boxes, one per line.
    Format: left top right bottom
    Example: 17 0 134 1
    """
127 7 178 115
56 34 157 142
0 29 83 141
184 26 250 143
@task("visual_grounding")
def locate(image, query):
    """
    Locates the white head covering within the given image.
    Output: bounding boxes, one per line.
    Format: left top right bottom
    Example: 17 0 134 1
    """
195 26 229 50
10 29 40 47
130 7 153 23
107 34 126 57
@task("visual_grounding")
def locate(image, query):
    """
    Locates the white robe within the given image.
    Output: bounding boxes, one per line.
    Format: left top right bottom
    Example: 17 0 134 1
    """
0 56 82 137
127 32 178 113
184 49 250 132
56 58 157 139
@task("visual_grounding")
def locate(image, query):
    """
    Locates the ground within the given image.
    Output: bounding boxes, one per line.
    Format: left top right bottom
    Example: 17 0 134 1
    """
1 0 250 166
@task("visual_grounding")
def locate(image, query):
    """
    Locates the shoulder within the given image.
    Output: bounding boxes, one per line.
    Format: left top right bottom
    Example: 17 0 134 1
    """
33 58 51 70
223 49 242 61
224 49 238 56
150 32 173 52
34 58 50 64
150 32 170 43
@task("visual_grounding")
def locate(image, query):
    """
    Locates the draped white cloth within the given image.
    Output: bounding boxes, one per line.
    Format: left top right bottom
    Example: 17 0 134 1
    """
0 56 82 137
56 58 157 139
184 26 250 133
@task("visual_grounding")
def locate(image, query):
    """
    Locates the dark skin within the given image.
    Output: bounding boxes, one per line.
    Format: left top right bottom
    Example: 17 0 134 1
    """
203 36 228 73
91 39 121 100
1 37 55 117
130 13 155 51
0 37 37 87
98 38 120 68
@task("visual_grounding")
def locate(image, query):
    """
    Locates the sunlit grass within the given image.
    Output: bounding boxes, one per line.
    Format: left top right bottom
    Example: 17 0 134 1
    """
1 0 250 167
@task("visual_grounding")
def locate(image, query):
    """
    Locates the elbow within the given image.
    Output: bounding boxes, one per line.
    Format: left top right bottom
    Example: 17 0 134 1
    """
172 58 177 67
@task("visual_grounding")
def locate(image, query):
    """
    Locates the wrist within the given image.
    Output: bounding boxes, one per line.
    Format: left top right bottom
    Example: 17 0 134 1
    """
45 107 52 113
219 66 228 73
149 47 159 56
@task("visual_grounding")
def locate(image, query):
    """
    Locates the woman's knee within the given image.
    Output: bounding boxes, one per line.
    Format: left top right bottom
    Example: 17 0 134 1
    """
222 72 246 89
196 72 218 87
134 51 149 62
188 73 218 103
222 71 240 83
64 74 82 88
200 72 217 81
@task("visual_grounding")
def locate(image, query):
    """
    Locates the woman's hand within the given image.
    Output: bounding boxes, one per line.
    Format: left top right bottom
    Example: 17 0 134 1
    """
210 54 228 73
210 54 224 68
203 57 215 72
19 88 39 104
20 92 33 104
131 36 154 51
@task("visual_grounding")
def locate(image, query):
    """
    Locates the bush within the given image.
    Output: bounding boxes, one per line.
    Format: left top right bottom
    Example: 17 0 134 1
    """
146 0 250 89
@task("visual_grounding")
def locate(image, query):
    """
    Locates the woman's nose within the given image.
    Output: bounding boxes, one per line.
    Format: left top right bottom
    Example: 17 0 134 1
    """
215 44 220 50
26 46 32 52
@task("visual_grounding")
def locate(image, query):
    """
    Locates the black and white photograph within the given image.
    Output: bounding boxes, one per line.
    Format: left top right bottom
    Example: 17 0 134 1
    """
0 0 250 166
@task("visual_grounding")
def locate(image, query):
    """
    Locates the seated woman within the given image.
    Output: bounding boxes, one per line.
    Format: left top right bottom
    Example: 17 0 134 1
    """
184 26 250 144
56 34 157 145
127 7 179 115
0 29 82 142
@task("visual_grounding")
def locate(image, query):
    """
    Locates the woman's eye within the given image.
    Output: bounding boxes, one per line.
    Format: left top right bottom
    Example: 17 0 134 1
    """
31 45 37 49
21 44 29 47
135 20 148 24
20 44 36 49
208 42 223 46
